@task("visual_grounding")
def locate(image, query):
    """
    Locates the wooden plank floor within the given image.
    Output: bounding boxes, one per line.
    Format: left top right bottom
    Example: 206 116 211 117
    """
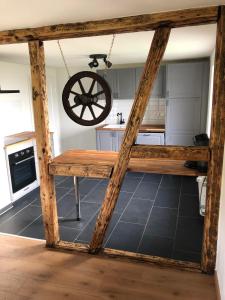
0 234 216 300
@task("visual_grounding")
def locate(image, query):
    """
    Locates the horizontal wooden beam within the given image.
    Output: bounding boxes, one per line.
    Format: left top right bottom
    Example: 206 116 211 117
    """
53 240 201 272
0 6 218 44
49 163 112 178
131 145 210 161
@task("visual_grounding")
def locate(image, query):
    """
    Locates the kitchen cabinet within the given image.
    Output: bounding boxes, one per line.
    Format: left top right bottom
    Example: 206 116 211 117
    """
96 130 118 151
165 60 209 146
97 66 165 100
96 130 165 151
135 65 166 98
136 132 165 145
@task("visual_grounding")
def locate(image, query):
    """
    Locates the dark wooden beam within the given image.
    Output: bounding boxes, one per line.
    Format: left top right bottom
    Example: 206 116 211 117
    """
89 27 171 253
131 145 210 161
28 40 59 246
0 6 218 44
202 6 225 274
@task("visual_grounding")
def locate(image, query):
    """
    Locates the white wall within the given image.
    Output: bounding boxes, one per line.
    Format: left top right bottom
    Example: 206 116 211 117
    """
0 61 61 210
216 146 225 300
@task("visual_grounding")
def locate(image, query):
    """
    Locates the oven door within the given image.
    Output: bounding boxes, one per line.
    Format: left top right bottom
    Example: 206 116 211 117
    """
10 156 37 193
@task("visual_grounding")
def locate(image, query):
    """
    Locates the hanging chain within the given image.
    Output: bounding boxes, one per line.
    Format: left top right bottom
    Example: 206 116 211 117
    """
104 34 116 73
57 40 71 79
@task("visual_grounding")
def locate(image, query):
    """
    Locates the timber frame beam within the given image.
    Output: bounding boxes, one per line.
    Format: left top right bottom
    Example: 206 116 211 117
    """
0 6 219 44
2 5 222 275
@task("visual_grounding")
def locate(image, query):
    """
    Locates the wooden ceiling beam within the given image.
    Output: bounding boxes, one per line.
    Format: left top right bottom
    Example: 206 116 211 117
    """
0 6 218 45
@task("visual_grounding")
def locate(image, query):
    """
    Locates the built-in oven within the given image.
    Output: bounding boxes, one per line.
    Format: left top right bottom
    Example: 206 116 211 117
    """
5 139 39 202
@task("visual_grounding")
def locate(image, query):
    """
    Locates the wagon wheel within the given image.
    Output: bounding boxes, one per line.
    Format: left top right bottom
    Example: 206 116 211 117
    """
62 71 112 126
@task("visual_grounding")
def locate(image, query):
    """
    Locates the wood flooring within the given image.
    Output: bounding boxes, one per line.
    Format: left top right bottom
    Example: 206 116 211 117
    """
0 234 216 300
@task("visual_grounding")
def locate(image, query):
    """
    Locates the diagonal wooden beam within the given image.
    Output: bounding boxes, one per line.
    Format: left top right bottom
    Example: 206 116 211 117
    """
130 145 210 161
0 7 218 45
89 27 171 253
201 6 225 274
29 40 59 246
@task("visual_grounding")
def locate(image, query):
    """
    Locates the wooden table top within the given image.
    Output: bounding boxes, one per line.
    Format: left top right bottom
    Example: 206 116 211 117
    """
4 131 53 147
51 149 206 177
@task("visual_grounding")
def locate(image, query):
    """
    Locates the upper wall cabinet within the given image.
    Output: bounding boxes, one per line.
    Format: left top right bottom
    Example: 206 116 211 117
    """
97 65 165 100
135 65 166 98
166 62 204 98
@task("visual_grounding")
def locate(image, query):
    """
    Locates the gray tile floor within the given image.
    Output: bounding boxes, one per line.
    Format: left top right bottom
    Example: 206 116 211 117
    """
0 172 203 263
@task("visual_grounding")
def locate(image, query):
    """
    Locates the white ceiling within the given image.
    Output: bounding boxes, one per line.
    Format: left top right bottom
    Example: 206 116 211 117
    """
0 0 222 67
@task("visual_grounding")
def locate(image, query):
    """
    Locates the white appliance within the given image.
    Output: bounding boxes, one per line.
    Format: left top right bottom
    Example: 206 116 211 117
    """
5 139 39 202
197 176 207 216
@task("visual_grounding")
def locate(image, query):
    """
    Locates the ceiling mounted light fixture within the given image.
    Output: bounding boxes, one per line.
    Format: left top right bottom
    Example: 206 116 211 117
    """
88 54 112 69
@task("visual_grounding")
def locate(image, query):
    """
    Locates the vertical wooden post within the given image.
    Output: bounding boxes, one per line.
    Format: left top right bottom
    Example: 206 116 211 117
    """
90 27 171 253
202 6 225 273
28 40 59 246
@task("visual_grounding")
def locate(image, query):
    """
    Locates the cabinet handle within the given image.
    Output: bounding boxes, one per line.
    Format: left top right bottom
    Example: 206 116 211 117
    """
143 134 151 136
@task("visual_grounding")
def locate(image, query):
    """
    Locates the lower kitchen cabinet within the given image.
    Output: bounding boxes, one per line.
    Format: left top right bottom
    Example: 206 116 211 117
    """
96 130 118 151
96 130 165 151
135 133 165 145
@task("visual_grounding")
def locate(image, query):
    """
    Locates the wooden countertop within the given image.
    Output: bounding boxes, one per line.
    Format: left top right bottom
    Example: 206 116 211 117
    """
4 131 53 147
96 124 165 133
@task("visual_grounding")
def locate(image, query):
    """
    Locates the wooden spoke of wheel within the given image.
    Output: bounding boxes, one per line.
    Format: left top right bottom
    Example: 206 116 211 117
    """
88 104 96 119
70 103 81 109
92 102 105 110
93 90 104 97
78 79 86 94
70 91 81 96
88 79 96 94
80 105 86 119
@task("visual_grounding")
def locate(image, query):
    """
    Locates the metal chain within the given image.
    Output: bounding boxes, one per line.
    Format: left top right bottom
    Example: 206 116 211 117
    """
57 40 71 79
104 34 116 72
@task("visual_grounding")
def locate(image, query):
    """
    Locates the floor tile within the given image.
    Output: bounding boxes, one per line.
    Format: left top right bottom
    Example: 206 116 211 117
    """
120 198 153 225
82 184 107 204
114 192 133 214
142 173 162 184
105 222 144 252
79 179 100 196
161 175 181 190
154 188 180 209
138 234 173 258
181 176 198 195
174 217 203 253
172 250 201 263
77 213 120 244
59 201 100 231
133 182 159 200
125 172 144 179
121 178 142 193
19 216 44 239
146 207 177 239
0 205 41 235
59 226 80 242
179 194 200 218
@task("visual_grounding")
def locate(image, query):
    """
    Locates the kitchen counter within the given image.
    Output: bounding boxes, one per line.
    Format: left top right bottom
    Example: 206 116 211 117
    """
96 124 165 133
4 131 53 147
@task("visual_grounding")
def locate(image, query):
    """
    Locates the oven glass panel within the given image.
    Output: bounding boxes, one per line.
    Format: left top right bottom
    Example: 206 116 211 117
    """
9 147 37 193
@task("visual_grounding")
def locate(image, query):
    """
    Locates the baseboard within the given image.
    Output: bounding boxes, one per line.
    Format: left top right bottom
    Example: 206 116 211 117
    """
215 271 221 300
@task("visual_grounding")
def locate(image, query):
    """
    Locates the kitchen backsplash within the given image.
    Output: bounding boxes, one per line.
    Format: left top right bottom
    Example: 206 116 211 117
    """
105 98 166 125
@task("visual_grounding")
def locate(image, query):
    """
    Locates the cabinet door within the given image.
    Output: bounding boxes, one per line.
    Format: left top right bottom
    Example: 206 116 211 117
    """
135 66 165 98
97 69 118 99
117 68 136 99
96 131 118 151
136 133 165 145
166 62 203 98
165 98 201 146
